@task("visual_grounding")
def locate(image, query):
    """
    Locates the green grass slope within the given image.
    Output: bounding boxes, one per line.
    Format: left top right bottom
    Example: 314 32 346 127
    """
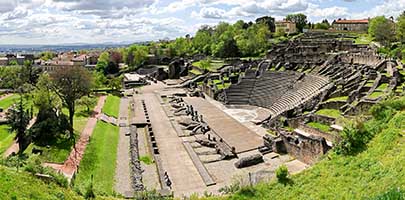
102 95 120 118
227 96 405 200
0 166 83 199
73 121 119 196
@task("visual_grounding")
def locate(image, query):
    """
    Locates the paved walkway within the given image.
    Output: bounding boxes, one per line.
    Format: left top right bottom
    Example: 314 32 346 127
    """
184 97 262 153
45 96 106 179
114 97 133 196
143 93 206 197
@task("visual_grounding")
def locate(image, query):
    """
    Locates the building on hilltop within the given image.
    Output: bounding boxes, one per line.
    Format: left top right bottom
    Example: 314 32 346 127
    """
332 19 369 32
275 20 297 35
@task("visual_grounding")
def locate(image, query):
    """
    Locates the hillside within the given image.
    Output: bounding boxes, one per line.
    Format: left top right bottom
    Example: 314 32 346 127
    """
0 166 83 199
224 96 405 199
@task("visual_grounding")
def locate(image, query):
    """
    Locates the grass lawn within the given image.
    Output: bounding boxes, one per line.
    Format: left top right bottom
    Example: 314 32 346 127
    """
354 34 373 45
190 69 202 75
217 83 231 90
102 95 120 118
0 166 82 199
316 109 341 118
369 91 384 99
139 155 154 165
192 60 225 72
376 83 389 91
307 122 330 132
326 96 348 102
0 125 15 155
74 121 119 196
0 94 19 109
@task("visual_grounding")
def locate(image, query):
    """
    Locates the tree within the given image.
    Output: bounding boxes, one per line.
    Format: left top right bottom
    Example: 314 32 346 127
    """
396 12 405 43
192 29 212 55
96 52 109 74
50 66 93 138
40 51 55 61
314 19 331 30
107 76 123 91
31 74 69 143
369 16 396 46
255 16 276 32
286 13 308 32
9 60 18 66
6 94 31 154
77 96 97 113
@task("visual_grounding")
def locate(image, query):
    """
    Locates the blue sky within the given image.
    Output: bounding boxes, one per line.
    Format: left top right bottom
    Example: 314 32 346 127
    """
0 0 403 44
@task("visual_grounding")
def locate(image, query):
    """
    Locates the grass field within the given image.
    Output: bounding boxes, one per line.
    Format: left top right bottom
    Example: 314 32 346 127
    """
326 96 348 102
0 166 82 199
369 91 384 99
307 122 330 132
0 94 19 110
192 59 225 72
102 95 120 118
316 109 342 118
74 121 119 196
0 125 15 155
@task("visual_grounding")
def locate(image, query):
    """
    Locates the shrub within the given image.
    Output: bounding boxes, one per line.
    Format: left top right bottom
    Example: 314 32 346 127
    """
276 165 289 184
335 120 372 155
372 187 405 200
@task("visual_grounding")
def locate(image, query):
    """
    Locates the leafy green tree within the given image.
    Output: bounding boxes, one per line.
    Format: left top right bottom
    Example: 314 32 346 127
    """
6 94 32 154
50 66 93 138
107 76 123 91
40 51 56 61
96 52 109 73
396 12 405 43
212 28 240 58
77 96 97 112
286 13 308 32
192 29 212 55
31 74 69 144
255 16 276 32
369 16 395 46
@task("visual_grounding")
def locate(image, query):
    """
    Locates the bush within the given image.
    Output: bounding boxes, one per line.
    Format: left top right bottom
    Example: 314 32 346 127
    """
372 187 405 200
335 120 372 155
276 165 289 184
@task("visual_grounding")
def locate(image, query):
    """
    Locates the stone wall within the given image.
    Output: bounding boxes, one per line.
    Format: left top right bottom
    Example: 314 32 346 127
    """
280 131 330 165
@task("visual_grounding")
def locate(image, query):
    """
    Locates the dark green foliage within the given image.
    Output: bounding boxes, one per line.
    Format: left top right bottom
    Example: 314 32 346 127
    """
255 16 276 32
30 107 69 144
335 121 371 155
372 188 405 200
369 16 395 46
286 13 308 32
6 95 31 154
275 165 289 184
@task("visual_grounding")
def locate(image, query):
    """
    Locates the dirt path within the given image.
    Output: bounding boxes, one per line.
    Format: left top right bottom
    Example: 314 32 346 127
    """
45 96 106 179
0 93 13 101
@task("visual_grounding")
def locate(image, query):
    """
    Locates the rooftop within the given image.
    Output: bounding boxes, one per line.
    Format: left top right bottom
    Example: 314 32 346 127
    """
334 19 369 24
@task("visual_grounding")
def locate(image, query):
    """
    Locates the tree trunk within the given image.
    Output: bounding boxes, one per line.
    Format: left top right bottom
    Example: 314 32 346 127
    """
68 102 75 138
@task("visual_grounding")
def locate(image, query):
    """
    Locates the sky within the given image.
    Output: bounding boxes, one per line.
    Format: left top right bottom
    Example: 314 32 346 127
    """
0 0 404 45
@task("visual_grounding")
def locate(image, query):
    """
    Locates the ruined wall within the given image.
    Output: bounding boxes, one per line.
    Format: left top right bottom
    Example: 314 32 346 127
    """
280 132 330 165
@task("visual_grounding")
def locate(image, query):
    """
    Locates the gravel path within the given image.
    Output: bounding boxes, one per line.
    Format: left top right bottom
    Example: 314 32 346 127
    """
114 97 133 196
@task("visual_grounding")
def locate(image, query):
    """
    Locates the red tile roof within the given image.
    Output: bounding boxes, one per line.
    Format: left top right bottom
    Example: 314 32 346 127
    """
334 19 369 24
